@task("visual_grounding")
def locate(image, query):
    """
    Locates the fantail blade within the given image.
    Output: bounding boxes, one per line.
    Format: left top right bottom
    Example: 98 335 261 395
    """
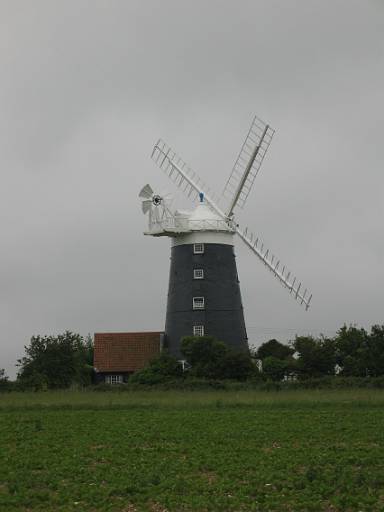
139 184 154 199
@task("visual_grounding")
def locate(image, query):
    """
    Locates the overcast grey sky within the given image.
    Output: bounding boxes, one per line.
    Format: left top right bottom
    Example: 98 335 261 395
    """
1 1 383 377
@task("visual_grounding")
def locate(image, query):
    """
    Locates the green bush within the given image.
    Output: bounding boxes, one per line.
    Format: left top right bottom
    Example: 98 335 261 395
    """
129 352 183 385
215 350 256 381
181 336 255 381
262 356 288 381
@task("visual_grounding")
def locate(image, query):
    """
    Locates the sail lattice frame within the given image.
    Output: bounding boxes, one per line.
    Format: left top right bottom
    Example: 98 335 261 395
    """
223 115 275 212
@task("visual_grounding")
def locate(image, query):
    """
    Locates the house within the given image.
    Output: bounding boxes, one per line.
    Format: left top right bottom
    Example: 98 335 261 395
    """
93 331 164 384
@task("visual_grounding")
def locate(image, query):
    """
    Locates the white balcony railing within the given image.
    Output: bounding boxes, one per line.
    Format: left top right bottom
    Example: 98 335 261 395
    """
147 217 236 234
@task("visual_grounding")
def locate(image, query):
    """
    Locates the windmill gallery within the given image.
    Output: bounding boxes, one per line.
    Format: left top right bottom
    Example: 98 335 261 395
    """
93 115 312 384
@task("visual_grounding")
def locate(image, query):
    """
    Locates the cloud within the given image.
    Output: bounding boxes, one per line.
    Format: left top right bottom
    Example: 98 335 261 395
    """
1 0 383 376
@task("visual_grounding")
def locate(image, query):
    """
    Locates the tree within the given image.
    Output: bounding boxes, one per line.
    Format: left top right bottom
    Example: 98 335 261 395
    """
75 333 94 385
334 325 368 377
17 331 94 390
254 339 295 381
0 369 10 391
334 324 384 377
181 336 254 380
262 356 288 381
293 335 336 379
256 339 294 361
366 325 384 377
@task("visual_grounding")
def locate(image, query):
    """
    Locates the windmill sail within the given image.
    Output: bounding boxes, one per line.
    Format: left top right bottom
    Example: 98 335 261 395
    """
223 115 275 215
236 224 312 310
151 139 225 213
150 128 312 311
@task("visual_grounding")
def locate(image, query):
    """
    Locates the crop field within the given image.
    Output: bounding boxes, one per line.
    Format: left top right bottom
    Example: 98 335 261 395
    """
1 390 384 511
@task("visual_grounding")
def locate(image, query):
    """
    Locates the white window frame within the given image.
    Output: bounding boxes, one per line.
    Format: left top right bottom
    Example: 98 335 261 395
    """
193 268 204 279
193 325 204 336
106 374 123 385
193 243 204 254
178 359 191 371
193 296 205 309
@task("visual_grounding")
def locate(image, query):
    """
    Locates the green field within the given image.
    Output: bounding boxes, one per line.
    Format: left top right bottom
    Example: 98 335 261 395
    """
1 390 384 511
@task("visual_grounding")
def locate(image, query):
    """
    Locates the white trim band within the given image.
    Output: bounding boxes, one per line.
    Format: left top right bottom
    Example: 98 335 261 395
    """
172 231 234 247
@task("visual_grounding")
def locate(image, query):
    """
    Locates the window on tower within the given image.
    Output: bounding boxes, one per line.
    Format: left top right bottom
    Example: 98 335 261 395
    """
193 325 204 336
192 297 205 309
193 269 204 279
193 243 204 254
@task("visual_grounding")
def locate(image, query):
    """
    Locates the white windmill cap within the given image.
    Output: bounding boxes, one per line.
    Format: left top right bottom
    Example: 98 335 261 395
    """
188 197 233 232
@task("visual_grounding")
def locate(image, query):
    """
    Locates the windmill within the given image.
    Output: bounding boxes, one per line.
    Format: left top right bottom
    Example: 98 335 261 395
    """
139 114 312 356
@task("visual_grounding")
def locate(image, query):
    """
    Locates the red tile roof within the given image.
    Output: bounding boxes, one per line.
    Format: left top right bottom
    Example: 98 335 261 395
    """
94 332 162 372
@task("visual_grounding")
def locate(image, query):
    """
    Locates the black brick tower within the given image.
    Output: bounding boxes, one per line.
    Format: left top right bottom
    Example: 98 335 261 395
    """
164 230 248 356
